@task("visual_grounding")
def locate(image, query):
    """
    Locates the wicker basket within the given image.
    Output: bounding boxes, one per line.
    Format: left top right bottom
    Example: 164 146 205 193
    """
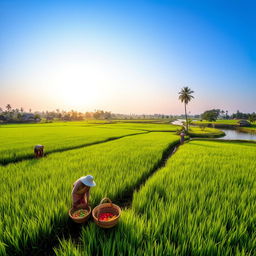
69 206 91 224
92 198 121 228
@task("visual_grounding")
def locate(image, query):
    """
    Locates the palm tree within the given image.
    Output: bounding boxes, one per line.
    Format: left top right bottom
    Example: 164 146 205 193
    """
6 104 11 112
178 87 194 132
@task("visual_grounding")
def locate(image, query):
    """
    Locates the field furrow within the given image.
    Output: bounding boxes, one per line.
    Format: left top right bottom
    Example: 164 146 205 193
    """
55 140 256 256
0 125 146 165
0 132 179 255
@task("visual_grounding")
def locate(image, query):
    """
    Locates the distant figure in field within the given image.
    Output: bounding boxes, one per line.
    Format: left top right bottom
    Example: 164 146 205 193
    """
72 175 96 209
180 132 185 144
34 145 44 158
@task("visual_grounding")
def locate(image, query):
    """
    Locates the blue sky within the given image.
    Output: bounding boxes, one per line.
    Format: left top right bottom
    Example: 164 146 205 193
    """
0 0 255 114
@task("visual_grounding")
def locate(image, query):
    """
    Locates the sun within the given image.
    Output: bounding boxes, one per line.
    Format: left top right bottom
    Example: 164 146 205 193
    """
59 84 99 107
48 59 103 108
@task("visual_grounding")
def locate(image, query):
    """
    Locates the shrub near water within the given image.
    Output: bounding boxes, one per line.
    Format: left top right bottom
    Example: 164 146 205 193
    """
0 132 179 255
56 140 256 256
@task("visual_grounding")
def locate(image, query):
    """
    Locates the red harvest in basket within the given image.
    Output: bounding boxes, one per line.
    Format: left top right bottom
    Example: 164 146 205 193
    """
99 212 116 221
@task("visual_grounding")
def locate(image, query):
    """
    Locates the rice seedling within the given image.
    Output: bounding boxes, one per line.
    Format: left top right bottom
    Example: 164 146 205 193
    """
56 140 256 256
192 120 241 125
94 122 179 132
0 132 179 255
0 123 146 164
238 127 256 134
188 127 225 138
132 140 256 255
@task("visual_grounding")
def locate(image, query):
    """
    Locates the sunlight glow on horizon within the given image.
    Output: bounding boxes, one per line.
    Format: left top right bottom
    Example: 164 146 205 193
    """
0 0 255 114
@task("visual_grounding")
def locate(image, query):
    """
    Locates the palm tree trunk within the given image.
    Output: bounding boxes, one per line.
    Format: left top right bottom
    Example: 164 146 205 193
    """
184 103 188 132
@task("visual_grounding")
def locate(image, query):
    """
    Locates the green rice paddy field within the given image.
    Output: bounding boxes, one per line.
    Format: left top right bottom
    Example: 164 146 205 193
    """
0 122 178 164
193 119 256 129
0 121 255 255
188 127 225 138
239 126 256 134
192 119 256 134
192 120 241 125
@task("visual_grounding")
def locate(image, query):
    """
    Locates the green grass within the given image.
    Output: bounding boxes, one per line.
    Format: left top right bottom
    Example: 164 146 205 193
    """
96 122 179 131
193 120 240 125
238 126 256 134
0 121 180 165
2 120 255 255
188 127 225 138
0 123 146 164
55 140 256 256
193 120 256 127
0 120 113 127
192 120 256 135
0 132 179 255
114 119 174 124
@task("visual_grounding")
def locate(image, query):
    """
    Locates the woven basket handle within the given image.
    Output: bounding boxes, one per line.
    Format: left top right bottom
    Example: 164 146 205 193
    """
100 197 113 206
97 197 113 221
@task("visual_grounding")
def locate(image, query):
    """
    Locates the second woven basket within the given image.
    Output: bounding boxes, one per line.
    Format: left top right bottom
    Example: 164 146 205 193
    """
92 197 121 228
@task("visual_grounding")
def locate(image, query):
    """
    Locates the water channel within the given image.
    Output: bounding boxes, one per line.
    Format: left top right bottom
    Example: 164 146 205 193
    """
172 120 256 141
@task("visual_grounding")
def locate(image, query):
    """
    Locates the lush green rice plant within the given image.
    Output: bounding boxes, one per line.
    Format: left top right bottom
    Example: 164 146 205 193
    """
238 127 256 134
188 127 225 138
0 124 145 164
132 141 256 255
192 120 240 125
57 140 256 255
0 132 179 255
0 242 6 256
115 119 174 124
96 122 179 132
54 209 149 256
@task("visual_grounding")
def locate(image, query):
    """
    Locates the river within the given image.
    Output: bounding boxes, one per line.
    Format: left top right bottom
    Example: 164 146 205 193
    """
172 119 256 141
217 128 256 141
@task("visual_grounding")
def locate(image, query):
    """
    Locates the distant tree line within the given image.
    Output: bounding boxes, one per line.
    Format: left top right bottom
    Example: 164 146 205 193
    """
0 104 174 123
231 110 256 121
0 104 40 123
201 109 256 122
2 104 254 124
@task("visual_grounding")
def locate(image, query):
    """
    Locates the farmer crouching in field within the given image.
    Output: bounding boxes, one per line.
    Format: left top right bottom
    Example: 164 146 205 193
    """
72 175 96 209
180 131 185 144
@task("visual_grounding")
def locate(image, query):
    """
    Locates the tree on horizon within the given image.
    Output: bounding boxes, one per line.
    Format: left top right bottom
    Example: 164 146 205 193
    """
178 87 194 132
6 104 11 112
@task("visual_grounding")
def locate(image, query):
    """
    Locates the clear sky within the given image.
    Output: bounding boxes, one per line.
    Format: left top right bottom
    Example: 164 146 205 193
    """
0 0 255 114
